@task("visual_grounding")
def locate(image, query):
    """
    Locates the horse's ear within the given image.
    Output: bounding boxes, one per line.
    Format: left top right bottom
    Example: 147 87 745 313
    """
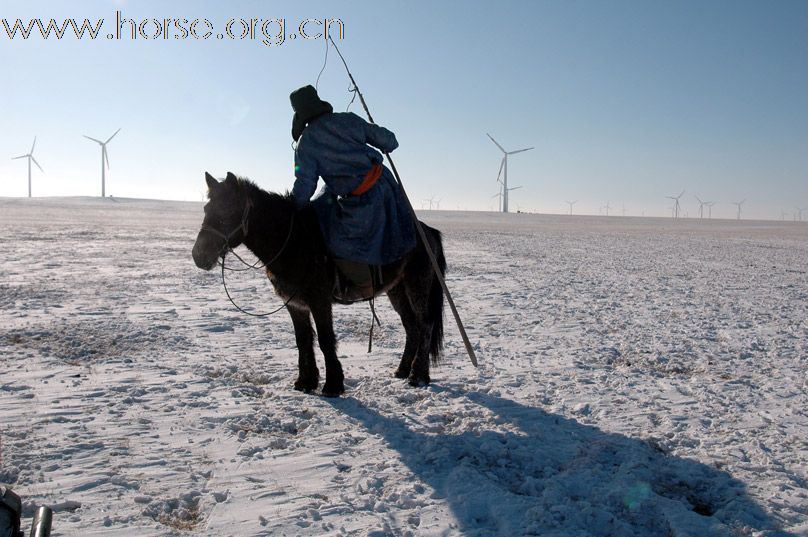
205 172 219 191
225 172 238 185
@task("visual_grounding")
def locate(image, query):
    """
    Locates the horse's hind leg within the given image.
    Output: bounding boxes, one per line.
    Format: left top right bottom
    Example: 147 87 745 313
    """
287 305 320 392
310 302 345 397
391 271 434 387
406 286 434 387
387 283 420 379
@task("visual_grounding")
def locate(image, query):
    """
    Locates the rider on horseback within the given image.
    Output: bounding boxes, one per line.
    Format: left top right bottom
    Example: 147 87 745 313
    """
289 85 416 301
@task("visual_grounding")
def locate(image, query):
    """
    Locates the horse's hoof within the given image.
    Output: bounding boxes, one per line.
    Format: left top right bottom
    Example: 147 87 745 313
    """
408 374 430 388
321 383 345 397
393 368 410 379
294 377 319 392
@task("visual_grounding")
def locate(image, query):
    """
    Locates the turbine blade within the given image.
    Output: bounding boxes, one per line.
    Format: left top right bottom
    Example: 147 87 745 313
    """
508 186 523 191
508 147 534 155
12 154 28 160
486 133 506 153
105 128 121 144
83 135 103 144
31 156 44 172
31 136 37 153
103 146 110 169
496 157 505 184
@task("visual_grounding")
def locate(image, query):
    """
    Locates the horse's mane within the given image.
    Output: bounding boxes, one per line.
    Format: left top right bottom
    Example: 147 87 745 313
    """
234 176 295 209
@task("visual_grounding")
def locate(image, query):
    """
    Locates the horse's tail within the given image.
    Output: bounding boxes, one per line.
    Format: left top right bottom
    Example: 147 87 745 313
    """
425 225 446 365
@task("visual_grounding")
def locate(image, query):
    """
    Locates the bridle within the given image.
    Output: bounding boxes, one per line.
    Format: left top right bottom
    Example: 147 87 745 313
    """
200 199 254 260
200 199 297 317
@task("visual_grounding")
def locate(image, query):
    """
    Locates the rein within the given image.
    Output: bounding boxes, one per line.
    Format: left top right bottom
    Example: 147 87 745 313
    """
220 256 296 317
202 201 297 317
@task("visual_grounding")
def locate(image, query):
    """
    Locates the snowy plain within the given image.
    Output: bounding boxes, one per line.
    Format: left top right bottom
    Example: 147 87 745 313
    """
1 196 806 536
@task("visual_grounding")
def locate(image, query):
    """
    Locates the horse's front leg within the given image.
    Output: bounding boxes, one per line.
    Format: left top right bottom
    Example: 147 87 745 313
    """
287 305 320 392
310 302 344 397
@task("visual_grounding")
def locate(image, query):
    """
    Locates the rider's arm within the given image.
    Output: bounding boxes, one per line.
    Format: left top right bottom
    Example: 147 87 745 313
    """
292 147 318 208
365 122 398 153
350 112 398 153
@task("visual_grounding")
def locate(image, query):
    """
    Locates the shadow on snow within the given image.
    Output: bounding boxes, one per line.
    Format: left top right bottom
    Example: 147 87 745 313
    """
328 387 792 537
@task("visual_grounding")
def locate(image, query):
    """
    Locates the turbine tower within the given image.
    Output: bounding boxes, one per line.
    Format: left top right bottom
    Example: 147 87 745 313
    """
666 190 685 218
486 133 532 213
83 128 121 198
12 137 43 198
565 200 577 215
732 199 746 220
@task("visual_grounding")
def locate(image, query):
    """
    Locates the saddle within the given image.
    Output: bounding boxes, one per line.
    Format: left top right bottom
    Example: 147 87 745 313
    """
333 259 382 304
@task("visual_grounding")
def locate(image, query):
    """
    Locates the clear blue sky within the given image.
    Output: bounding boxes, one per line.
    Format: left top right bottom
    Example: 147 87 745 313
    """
1 0 806 219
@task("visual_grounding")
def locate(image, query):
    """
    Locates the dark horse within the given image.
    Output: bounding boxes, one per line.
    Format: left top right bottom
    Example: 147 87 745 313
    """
192 172 445 396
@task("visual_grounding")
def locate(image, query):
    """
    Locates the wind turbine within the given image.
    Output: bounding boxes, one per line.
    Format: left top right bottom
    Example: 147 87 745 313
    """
732 199 746 220
491 189 503 212
83 128 121 198
487 133 532 213
422 196 438 210
706 201 716 219
602 201 611 217
795 207 806 222
11 137 43 198
694 195 707 219
565 200 577 215
666 190 685 218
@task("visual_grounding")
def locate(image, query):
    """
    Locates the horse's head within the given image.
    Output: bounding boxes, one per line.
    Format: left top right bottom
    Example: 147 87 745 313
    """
192 171 251 270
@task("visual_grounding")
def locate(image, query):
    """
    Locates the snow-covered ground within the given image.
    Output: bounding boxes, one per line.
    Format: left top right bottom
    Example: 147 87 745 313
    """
1 197 806 536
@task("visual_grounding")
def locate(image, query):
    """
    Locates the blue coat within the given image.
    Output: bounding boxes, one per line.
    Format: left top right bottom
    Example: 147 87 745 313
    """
292 112 416 266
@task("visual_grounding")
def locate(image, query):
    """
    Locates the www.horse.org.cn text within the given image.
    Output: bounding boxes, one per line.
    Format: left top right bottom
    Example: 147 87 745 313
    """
1 11 345 47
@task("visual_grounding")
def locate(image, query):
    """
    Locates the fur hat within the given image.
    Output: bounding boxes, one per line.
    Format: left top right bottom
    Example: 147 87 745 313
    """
290 85 333 141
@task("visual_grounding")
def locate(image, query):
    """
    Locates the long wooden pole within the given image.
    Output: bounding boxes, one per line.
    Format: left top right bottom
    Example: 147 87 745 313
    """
329 37 478 367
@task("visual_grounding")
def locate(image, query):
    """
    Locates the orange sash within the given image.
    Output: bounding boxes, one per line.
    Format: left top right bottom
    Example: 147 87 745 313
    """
351 164 383 196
